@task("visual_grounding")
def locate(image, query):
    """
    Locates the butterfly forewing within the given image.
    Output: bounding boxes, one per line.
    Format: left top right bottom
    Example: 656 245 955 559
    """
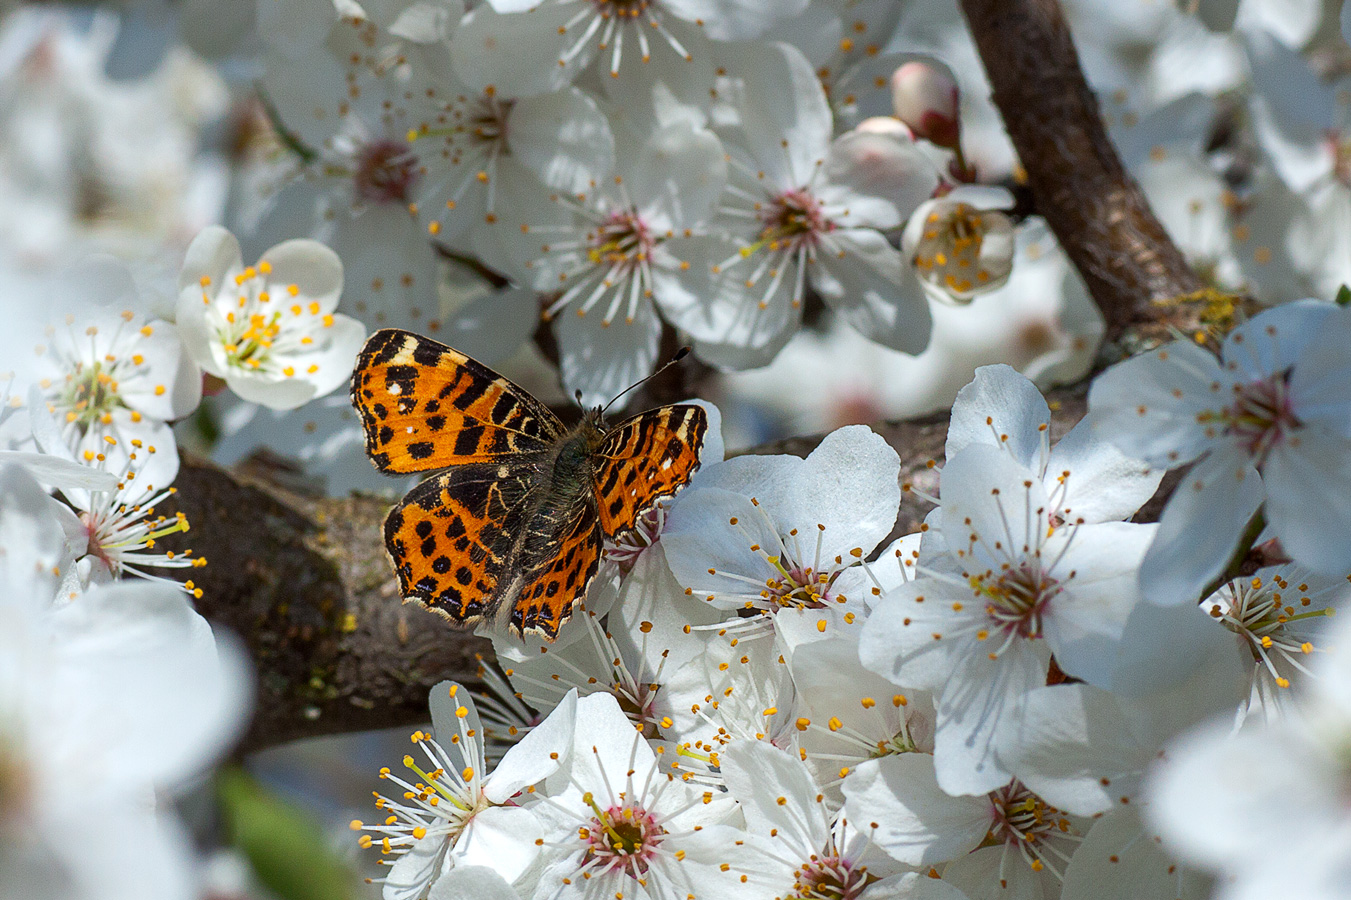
594 405 708 538
383 461 539 626
352 329 560 473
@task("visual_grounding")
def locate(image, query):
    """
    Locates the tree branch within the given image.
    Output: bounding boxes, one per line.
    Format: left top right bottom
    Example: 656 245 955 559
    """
163 458 491 753
960 0 1205 346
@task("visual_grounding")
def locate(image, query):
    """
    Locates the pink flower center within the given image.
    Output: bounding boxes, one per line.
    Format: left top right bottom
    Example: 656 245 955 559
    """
758 188 832 252
793 855 874 899
354 139 420 205
976 562 1057 640
587 210 655 277
986 781 1071 853
1223 373 1300 461
768 560 835 610
583 803 664 875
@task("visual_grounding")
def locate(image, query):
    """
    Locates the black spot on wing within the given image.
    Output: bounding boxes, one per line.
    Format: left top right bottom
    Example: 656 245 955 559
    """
452 375 491 411
454 424 484 457
412 339 443 367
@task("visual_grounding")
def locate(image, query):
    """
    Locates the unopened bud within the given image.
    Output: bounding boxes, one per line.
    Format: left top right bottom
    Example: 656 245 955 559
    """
854 116 913 141
891 59 960 150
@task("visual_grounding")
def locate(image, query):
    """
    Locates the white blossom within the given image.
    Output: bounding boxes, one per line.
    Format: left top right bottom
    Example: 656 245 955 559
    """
526 691 753 900
663 425 901 650
901 185 1015 305
356 683 576 900
661 43 937 368
1088 300 1351 604
23 258 200 482
0 462 248 900
175 225 366 410
1146 612 1351 900
860 444 1156 794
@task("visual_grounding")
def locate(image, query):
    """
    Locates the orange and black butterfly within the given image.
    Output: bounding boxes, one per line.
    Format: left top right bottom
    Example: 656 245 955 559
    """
350 329 707 640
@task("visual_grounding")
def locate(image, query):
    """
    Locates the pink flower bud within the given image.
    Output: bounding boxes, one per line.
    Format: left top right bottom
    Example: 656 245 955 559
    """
890 60 960 150
853 116 913 141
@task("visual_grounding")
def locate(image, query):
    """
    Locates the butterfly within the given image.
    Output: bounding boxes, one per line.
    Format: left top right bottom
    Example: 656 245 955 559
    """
350 328 708 640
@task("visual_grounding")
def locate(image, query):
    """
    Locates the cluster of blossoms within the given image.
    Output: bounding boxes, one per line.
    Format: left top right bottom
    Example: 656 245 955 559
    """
246 0 1033 414
351 327 1351 900
0 218 369 897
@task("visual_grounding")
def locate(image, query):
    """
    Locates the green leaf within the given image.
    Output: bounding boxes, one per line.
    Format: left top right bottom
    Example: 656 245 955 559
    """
217 767 359 900
1336 284 1351 307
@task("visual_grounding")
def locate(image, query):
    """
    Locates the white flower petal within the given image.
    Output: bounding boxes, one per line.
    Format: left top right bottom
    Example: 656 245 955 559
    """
721 739 828 858
821 131 938 230
812 228 932 356
942 844 1049 900
1260 426 1351 574
1087 340 1226 468
508 88 615 194
655 234 803 369
260 239 344 310
553 296 663 411
1219 298 1331 383
49 581 249 786
861 872 975 900
930 640 1044 796
0 452 117 493
452 806 543 884
938 444 1050 561
1288 306 1351 435
483 690 577 803
630 123 727 233
662 0 808 41
1061 807 1211 900
1147 719 1336 869
946 364 1051 468
1045 418 1162 524
1041 521 1154 688
428 865 522 900
735 41 832 188
449 4 576 96
841 754 991 867
384 834 449 900
1139 449 1264 606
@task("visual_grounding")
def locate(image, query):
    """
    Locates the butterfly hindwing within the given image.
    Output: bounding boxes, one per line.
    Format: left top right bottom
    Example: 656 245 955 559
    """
383 460 540 627
510 515 603 640
352 329 561 474
594 404 708 538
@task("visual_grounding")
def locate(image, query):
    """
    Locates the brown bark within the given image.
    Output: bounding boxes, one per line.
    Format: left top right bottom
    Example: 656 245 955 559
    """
163 458 491 753
959 0 1205 346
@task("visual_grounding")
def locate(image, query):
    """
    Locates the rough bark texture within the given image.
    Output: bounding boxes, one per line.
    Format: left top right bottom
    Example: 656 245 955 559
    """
162 459 491 753
960 0 1205 346
161 0 1204 752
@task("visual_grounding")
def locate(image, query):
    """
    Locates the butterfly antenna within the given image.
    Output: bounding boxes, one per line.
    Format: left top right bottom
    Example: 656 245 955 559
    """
600 346 692 414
